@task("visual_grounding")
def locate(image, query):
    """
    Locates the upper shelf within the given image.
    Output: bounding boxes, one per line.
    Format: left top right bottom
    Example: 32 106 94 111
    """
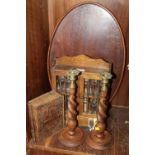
55 54 111 72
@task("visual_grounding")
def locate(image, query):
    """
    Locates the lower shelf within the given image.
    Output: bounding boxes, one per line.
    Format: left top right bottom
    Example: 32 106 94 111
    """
28 106 129 155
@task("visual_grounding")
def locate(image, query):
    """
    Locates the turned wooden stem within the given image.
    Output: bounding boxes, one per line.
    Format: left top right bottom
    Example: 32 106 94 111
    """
96 91 108 137
66 69 80 136
67 87 78 135
95 72 112 137
58 69 85 147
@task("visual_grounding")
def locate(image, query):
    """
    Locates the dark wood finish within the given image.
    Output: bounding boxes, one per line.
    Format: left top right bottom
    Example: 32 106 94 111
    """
47 3 126 105
26 0 51 140
47 0 129 107
26 0 50 101
26 2 128 143
28 107 129 155
26 0 128 150
58 69 85 147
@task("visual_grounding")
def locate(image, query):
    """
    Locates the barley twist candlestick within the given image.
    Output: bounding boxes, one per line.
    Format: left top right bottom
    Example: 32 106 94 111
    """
59 69 85 147
86 71 112 150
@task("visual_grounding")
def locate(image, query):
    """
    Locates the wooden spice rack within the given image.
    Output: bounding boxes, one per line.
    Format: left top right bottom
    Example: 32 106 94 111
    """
50 55 112 127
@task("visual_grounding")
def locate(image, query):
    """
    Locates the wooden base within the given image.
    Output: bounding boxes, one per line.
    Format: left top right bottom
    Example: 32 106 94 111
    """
28 107 128 155
86 130 112 150
58 127 85 147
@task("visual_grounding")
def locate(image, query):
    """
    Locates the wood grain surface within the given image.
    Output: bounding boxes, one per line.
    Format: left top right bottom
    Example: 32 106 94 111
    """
47 3 126 103
28 106 129 155
26 0 51 101
26 0 51 141
26 0 129 146
26 0 128 106
47 0 129 106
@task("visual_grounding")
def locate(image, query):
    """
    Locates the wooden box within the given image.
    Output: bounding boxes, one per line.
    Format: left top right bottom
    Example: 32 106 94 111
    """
28 91 64 142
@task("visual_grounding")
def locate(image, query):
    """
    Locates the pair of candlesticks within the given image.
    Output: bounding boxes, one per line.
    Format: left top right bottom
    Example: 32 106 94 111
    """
58 68 112 150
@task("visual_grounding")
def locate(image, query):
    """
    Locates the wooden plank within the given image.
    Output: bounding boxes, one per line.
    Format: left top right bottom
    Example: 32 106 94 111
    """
26 0 50 101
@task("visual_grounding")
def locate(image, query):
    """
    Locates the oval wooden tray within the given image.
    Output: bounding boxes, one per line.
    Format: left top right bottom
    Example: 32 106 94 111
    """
47 3 126 101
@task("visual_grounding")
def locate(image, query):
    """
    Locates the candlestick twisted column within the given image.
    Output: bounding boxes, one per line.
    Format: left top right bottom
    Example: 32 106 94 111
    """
86 71 112 150
59 69 84 147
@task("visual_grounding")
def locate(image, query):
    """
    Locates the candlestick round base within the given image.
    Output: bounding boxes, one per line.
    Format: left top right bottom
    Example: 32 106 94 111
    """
59 127 85 147
86 130 112 150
